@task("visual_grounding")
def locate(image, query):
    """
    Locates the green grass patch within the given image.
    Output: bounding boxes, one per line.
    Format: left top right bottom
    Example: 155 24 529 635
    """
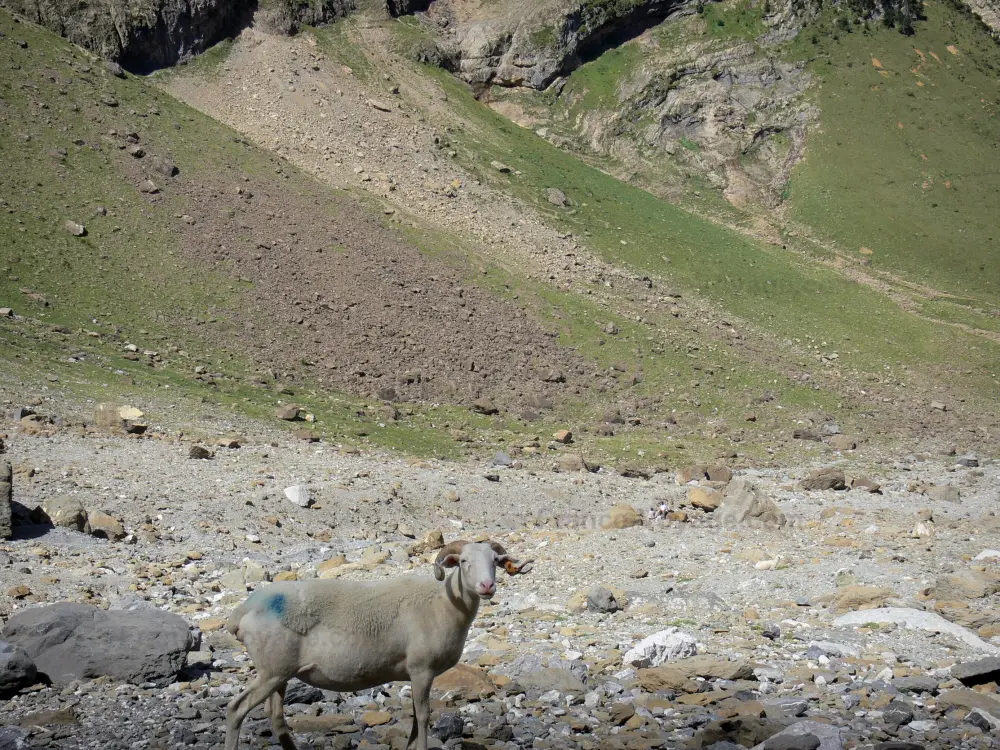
698 0 768 39
783 0 1000 303
400 57 1000 403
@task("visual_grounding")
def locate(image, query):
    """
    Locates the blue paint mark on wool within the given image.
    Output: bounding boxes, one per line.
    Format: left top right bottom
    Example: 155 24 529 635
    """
269 593 287 617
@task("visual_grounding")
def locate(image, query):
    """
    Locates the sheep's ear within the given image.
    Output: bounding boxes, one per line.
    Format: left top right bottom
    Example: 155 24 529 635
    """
434 554 462 581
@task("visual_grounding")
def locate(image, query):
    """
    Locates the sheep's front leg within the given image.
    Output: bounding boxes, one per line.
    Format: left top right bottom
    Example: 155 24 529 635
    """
407 671 434 750
224 675 288 750
267 682 297 750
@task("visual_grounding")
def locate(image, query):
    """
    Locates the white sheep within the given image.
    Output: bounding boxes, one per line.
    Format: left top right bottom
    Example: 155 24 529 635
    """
223 539 532 750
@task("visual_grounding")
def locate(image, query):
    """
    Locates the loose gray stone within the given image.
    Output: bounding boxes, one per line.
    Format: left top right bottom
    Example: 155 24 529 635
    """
718 479 787 528
834 608 1000 654
0 726 29 750
0 641 37 697
753 720 843 750
284 485 312 508
586 585 619 613
951 657 1000 686
1 602 197 686
284 678 324 704
0 462 10 539
433 713 464 742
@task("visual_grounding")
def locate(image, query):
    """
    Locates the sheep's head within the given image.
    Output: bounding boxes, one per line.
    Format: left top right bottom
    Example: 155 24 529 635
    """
433 540 533 598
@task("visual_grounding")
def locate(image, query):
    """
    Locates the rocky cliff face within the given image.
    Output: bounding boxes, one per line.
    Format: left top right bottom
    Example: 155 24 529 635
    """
963 0 1000 33
421 0 694 89
2 0 354 72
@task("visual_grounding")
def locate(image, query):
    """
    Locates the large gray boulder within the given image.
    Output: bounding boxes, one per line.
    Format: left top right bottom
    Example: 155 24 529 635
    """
717 479 787 528
0 640 37 697
0 462 11 539
1 603 198 686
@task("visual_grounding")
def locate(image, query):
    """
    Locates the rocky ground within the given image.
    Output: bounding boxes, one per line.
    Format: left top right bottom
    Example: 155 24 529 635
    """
2 394 1000 750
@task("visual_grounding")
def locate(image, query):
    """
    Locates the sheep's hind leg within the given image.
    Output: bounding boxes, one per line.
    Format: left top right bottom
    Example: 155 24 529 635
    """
406 671 434 750
267 681 297 750
224 674 288 750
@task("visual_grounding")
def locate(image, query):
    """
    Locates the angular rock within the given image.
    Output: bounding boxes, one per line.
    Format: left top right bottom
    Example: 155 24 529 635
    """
833 608 1000 653
490 161 512 173
718 479 787 528
689 486 722 511
556 453 588 473
544 187 568 206
831 585 894 612
0 727 29 750
892 675 939 694
285 678 324 704
553 429 573 443
433 664 495 697
86 510 125 540
519 667 585 693
936 569 1000 600
925 484 960 503
1 603 197 686
433 713 465 742
63 220 86 237
188 445 212 459
828 435 856 451
622 628 697 668
275 404 301 421
1 462 11 539
752 720 843 750
764 734 820 750
600 503 641 529
951 656 1000 686
672 655 755 681
636 665 696 693
0 641 37 697
471 397 498 415
284 485 313 508
799 468 847 491
42 496 87 531
586 585 620 613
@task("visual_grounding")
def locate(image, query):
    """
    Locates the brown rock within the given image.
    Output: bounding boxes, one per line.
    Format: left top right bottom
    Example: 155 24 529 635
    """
851 477 882 493
671 655 755 681
86 510 126 540
288 714 357 733
42 496 87 531
7 584 31 598
705 465 733 482
361 711 392 727
831 585 894 612
471 398 498 415
936 570 1000 600
188 445 212 460
688 486 722 512
609 702 635 725
275 404 301 421
828 435 857 451
317 556 348 577
800 467 847 491
601 504 642 530
434 664 495 697
198 618 225 633
553 429 573 444
556 453 588 472
637 667 698 693
717 479 786 528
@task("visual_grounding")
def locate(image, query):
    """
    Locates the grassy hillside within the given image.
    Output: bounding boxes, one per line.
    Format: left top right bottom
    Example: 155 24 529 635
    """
784 0 1000 311
394 37 1000 398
